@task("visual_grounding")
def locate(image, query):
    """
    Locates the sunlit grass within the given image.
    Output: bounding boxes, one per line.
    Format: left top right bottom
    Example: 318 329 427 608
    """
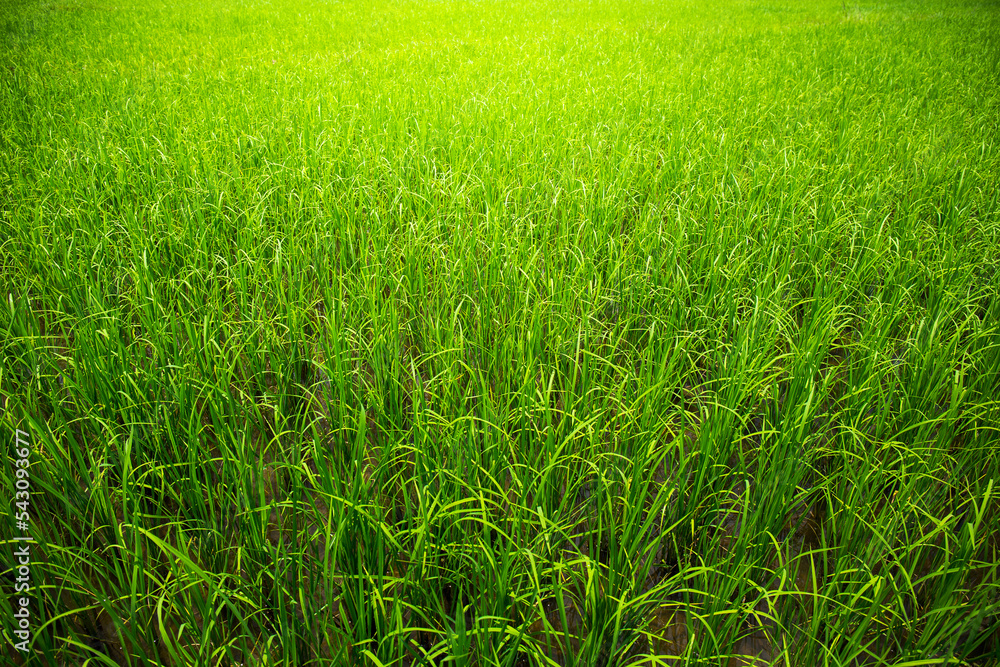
1 0 999 665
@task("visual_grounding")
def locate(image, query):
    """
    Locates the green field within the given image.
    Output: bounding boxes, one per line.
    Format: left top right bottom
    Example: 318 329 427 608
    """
2 0 999 664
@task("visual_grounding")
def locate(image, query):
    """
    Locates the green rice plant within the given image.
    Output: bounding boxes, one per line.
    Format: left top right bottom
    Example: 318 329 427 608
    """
2 0 1000 665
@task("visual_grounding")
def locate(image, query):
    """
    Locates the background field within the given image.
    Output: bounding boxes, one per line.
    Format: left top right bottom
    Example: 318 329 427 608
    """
2 0 999 665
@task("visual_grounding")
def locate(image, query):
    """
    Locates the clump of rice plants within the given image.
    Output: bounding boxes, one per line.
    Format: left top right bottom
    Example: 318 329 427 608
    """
1 0 999 665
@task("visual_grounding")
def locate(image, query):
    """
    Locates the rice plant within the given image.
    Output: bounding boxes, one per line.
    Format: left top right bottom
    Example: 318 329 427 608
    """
1 0 998 665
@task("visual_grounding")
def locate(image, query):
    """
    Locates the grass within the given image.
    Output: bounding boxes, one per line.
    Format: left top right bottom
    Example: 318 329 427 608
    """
1 0 999 664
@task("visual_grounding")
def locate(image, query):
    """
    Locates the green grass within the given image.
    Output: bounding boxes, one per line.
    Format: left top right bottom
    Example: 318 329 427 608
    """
2 0 999 664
